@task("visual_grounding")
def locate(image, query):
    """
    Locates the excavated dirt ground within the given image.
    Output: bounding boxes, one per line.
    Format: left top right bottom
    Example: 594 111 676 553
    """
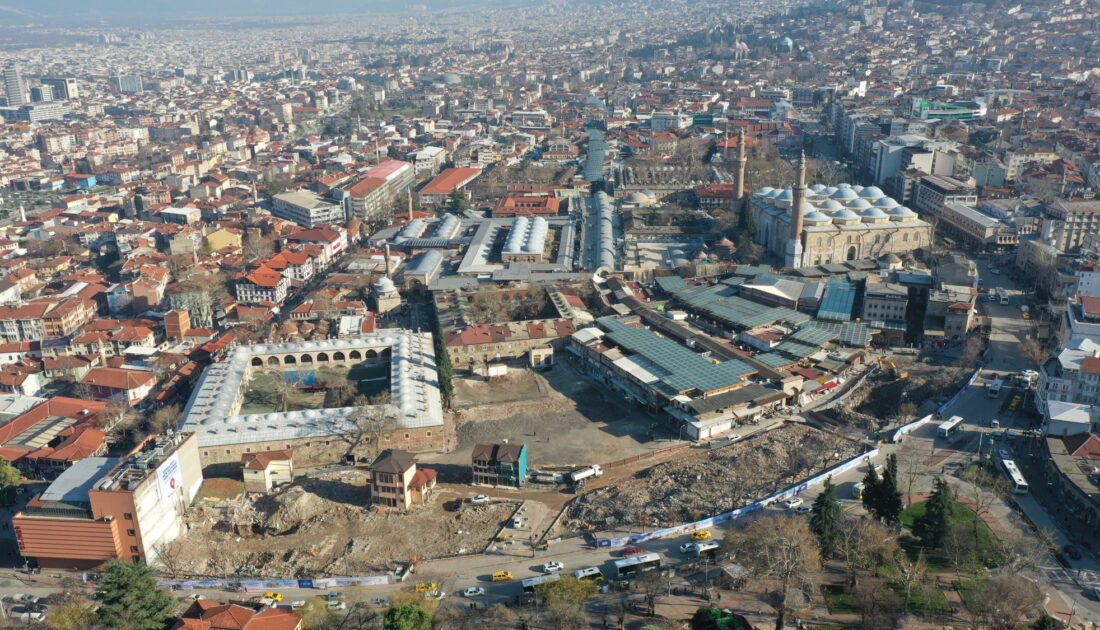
173 470 514 578
559 424 858 533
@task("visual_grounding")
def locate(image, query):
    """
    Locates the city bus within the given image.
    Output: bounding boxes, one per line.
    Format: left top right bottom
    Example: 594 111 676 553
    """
995 287 1009 305
1001 459 1029 494
937 415 965 438
613 553 661 579
521 574 560 593
988 378 1004 398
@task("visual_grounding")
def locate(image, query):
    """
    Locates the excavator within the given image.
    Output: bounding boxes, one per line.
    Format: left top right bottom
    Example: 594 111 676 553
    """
879 357 908 379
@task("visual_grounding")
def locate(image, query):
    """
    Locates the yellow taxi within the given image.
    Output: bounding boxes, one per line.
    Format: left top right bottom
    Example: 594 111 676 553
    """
414 582 438 593
491 571 513 582
263 592 283 602
691 530 712 541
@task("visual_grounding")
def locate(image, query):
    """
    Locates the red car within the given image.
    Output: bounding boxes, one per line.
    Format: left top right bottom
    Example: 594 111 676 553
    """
620 546 643 557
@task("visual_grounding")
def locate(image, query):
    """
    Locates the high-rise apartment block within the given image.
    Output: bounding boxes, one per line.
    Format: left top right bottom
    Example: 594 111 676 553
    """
4 65 25 106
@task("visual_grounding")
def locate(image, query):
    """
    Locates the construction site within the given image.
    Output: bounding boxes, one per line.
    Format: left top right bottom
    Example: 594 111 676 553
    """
165 469 515 579
557 423 859 534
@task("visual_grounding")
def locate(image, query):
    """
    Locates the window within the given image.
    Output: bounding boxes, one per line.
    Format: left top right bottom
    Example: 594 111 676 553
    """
124 513 133 520
226 450 230 455
127 529 136 536
132 556 141 563
130 546 139 553
404 433 411 440
203 451 208 457
384 434 391 441
426 431 432 437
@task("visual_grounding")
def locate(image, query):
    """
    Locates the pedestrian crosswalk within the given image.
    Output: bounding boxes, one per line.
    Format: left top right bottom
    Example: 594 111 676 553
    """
1042 567 1100 585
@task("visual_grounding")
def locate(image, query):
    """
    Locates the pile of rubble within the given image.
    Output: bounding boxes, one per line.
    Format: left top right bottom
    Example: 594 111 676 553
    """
562 425 858 532
173 472 514 578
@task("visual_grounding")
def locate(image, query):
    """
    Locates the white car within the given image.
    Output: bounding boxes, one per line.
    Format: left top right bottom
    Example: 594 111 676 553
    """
680 542 699 554
542 561 564 573
469 495 491 504
462 587 485 598
784 497 804 509
327 601 347 611
795 505 813 514
426 591 446 600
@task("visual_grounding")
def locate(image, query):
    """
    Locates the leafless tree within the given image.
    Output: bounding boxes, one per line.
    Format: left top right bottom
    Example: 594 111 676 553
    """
152 539 195 580
343 398 401 462
853 577 904 630
836 516 899 585
957 335 984 368
1016 338 1048 366
963 572 1044 630
943 522 977 577
896 450 925 507
720 514 821 630
635 569 665 617
889 549 927 611
149 404 181 435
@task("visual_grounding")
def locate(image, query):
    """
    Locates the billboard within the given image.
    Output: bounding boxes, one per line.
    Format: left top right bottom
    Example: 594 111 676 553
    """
157 452 183 501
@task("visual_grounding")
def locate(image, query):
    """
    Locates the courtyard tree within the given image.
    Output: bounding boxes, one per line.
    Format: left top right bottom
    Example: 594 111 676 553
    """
96 559 174 630
721 514 821 630
432 325 455 408
889 549 927 611
447 188 471 214
913 477 953 548
809 477 842 557
0 456 20 506
345 399 401 462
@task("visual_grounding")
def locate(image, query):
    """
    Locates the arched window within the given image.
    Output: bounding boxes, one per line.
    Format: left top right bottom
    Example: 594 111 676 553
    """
300 354 313 363
284 355 297 365
333 351 346 361
349 350 362 360
316 352 329 362
267 356 280 366
251 357 263 367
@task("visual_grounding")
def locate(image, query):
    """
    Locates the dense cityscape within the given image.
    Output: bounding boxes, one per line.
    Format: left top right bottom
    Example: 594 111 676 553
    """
0 0 1095 628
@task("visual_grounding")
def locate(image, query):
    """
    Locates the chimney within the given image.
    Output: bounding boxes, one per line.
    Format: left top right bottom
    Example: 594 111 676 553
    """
384 243 392 278
789 149 807 240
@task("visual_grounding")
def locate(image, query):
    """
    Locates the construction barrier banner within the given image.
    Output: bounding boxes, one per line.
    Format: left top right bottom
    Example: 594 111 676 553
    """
157 575 389 591
597 448 879 548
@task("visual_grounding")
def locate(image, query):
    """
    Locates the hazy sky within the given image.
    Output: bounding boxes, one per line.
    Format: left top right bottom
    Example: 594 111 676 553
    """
0 0 485 19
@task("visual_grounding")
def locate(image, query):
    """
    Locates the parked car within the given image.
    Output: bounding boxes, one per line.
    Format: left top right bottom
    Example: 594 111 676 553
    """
795 505 812 514
620 546 643 557
328 601 347 611
370 599 389 608
327 591 343 601
463 587 485 598
491 571 513 582
188 594 206 601
784 497 804 509
680 542 700 554
542 561 564 573
414 582 438 593
469 495 491 504
691 530 712 541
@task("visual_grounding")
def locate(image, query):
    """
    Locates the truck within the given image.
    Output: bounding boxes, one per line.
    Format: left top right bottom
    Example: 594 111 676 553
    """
988 378 1004 398
569 465 603 484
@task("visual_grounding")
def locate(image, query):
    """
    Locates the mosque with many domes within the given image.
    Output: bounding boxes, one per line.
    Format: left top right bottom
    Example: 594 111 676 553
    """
749 155 932 268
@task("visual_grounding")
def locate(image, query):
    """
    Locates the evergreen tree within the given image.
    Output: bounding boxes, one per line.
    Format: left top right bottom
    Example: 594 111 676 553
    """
737 200 756 235
809 477 843 557
861 466 881 517
690 607 722 630
431 325 454 409
878 454 904 526
0 457 20 506
913 477 954 548
95 560 174 630
383 603 432 630
447 188 470 214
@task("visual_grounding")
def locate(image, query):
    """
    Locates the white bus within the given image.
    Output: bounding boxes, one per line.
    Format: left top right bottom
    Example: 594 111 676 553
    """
937 415 965 438
521 574 560 593
995 287 1009 305
613 553 661 578
1001 459 1029 494
572 567 604 581
988 378 1004 398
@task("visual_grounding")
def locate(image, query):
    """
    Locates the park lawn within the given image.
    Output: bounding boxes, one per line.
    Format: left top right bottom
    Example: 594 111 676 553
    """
822 585 858 615
196 478 243 501
900 501 1005 570
891 582 951 615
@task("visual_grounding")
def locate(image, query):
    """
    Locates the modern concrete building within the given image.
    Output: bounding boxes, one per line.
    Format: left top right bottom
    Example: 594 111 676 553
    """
13 433 202 568
3 65 24 106
471 442 527 488
272 191 344 228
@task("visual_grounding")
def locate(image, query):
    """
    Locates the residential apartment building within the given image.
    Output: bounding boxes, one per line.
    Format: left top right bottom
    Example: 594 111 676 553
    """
1041 198 1100 253
471 442 527 488
271 191 344 228
1005 148 1059 181
343 176 389 223
235 267 290 305
13 433 202 569
1037 338 1100 412
368 449 435 509
79 367 156 405
418 167 482 207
